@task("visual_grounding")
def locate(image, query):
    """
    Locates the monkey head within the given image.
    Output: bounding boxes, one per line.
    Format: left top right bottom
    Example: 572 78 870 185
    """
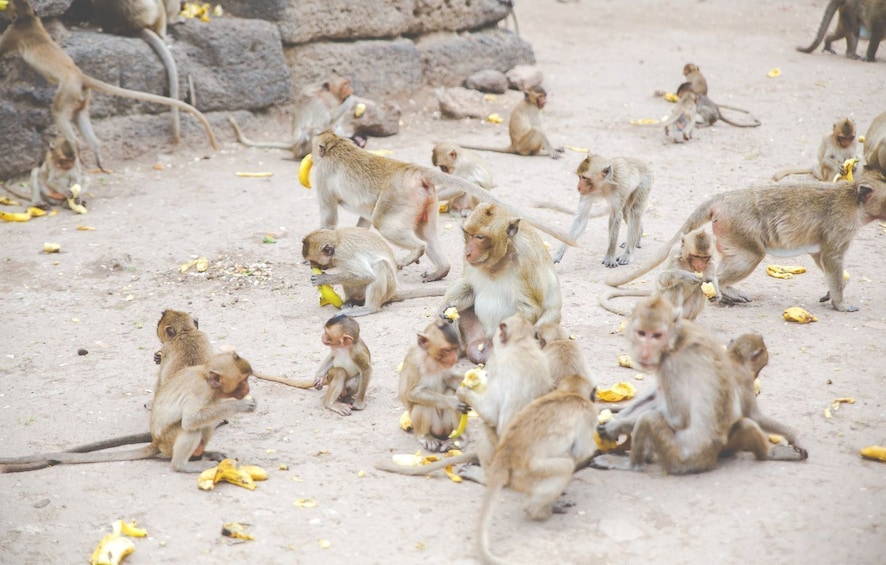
431 143 458 174
418 321 460 368
682 228 714 273
683 63 700 76
322 314 360 349
206 352 252 400
494 314 534 348
156 309 198 342
627 295 681 373
462 204 519 266
324 72 353 103
534 322 567 348
834 118 856 149
525 85 547 109
856 170 886 221
312 130 343 159
576 154 611 195
302 229 338 269
50 137 78 171
728 334 769 380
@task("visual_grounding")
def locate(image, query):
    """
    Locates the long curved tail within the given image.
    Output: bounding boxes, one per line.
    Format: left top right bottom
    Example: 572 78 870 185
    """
139 28 180 143
373 451 477 476
0 444 160 473
456 144 515 154
718 113 761 128
228 116 296 150
772 167 813 182
67 432 153 453
598 289 652 317
796 0 839 53
477 468 508 565
252 373 317 389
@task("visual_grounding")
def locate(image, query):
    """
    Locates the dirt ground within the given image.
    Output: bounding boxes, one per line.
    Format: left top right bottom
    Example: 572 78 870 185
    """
1 1 884 563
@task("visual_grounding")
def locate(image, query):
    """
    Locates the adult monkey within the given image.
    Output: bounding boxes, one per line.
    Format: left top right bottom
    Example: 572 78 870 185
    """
796 0 886 61
864 111 886 174
605 170 886 311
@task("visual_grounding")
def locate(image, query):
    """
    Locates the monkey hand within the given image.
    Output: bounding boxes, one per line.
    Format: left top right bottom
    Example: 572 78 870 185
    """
596 422 619 443
310 272 330 286
238 396 258 412
552 245 567 264
313 375 326 390
457 401 470 414
154 350 162 365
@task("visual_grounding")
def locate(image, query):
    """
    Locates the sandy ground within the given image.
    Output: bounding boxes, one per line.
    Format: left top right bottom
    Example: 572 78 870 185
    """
1 1 884 563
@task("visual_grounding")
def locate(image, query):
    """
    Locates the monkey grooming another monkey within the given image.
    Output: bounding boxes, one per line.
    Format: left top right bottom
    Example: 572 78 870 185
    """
311 314 372 416
0 0 218 170
773 118 858 182
431 142 494 217
675 83 761 129
398 319 467 452
605 170 886 311
0 351 256 473
29 135 84 208
302 227 446 316
458 85 564 159
863 111 886 174
477 374 597 564
443 203 563 364
599 227 720 320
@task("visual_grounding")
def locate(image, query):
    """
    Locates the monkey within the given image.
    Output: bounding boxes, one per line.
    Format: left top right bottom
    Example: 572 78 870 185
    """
153 308 212 388
442 203 563 364
301 227 447 316
458 85 564 159
309 131 577 283
311 314 372 416
29 135 84 208
863 110 886 174
682 63 708 96
773 118 858 182
599 227 720 320
796 0 886 61
659 88 698 143
674 83 761 129
540 154 652 267
605 170 886 312
91 0 182 143
431 142 494 217
534 322 596 393
0 351 256 473
477 374 597 564
0 0 218 171
398 319 468 452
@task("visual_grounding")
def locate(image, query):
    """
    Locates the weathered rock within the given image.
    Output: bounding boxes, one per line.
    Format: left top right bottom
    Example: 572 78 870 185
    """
30 0 72 18
464 69 509 94
418 29 535 87
436 87 487 120
348 96 401 137
506 64 544 91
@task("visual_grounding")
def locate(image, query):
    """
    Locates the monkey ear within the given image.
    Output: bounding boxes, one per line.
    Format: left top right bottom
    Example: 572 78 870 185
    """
417 333 430 349
164 325 176 339
193 317 199 329
342 334 354 347
449 149 458 161
498 322 509 344
322 244 335 257
506 219 520 238
602 165 612 179
857 184 873 204
207 371 222 389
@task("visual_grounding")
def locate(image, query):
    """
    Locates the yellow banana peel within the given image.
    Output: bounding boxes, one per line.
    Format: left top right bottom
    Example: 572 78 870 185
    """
221 522 255 541
564 145 589 153
0 0 8 11
90 533 135 565
197 459 264 490
768 434 785 444
235 171 273 178
783 307 817 324
43 242 61 253
833 157 859 182
663 92 679 103
311 267 343 308
438 200 450 213
26 206 47 217
594 429 619 452
767 68 781 78
629 118 660 125
112 520 147 538
860 446 886 462
298 153 313 188
400 409 414 432
448 413 469 439
444 464 462 483
241 465 268 481
0 209 31 222
766 265 806 279
596 382 637 402
486 113 503 124
293 498 318 508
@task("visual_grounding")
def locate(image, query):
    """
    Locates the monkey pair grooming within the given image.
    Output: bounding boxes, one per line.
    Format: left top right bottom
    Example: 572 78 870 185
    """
0 0 218 170
606 170 886 311
796 0 886 62
675 83 761 129
431 142 494 217
773 118 858 182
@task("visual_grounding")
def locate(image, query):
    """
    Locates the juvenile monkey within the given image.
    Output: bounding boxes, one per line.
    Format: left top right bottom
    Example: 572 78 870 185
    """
312 314 372 416
0 351 256 473
605 170 886 311
542 154 652 267
443 203 563 364
0 0 218 170
477 374 597 564
153 308 212 388
599 227 720 320
459 85 564 159
534 322 596 392
431 142 494 217
773 118 858 182
398 319 467 452
29 135 84 207
661 88 698 143
682 63 708 96
863 110 886 174
675 83 761 128
301 227 446 316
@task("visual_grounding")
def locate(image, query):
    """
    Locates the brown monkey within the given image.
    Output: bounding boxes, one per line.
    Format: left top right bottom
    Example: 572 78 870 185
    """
312 314 372 416
309 131 576 283
675 83 761 129
29 135 83 207
534 322 596 392
301 227 446 316
773 118 858 182
682 63 708 96
797 0 886 61
91 0 181 143
863 110 886 174
478 374 597 564
153 308 212 388
541 154 652 267
431 142 494 217
605 170 886 311
458 85 564 159
599 227 720 320
443 203 563 364
0 351 256 473
0 0 218 170
398 319 467 452
660 88 698 144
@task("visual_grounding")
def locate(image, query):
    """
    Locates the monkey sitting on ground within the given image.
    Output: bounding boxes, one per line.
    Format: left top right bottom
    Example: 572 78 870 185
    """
310 314 372 416
534 322 596 393
773 118 858 182
398 319 468 452
599 227 720 319
682 63 708 96
302 227 446 316
605 169 886 311
660 88 698 143
29 135 84 208
863 110 886 174
0 0 218 170
675 83 761 128
458 85 564 159
0 351 257 473
431 142 494 217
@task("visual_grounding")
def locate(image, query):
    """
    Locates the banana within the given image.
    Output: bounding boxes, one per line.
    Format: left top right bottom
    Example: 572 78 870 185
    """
629 118 659 125
486 113 503 124
768 434 785 444
663 92 679 103
438 200 450 213
43 242 61 253
833 157 859 182
26 207 47 217
89 533 135 565
617 354 633 368
399 409 414 432
783 307 817 324
311 267 344 308
0 1 8 11
67 184 87 214
461 367 487 393
298 153 313 188
448 413 469 439
596 382 637 402
701 282 717 298
112 520 147 537
444 465 462 483
766 265 806 279
443 307 459 321
767 68 781 78
354 103 366 118
860 446 886 462
198 466 218 490
221 522 255 541
241 465 268 481
594 429 619 452
0 209 31 222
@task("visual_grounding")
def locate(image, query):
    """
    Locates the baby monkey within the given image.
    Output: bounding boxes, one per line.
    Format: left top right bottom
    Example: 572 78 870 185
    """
312 314 372 416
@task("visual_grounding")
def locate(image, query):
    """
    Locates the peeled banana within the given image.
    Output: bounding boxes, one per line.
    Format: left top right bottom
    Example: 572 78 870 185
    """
596 382 637 402
443 307 459 321
354 103 366 118
462 367 487 393
663 92 679 103
90 534 135 565
783 307 817 324
766 265 806 279
701 282 717 298
833 157 859 182
400 409 414 432
617 354 633 368
0 209 31 222
311 267 343 308
67 184 87 214
860 446 886 462
299 153 313 188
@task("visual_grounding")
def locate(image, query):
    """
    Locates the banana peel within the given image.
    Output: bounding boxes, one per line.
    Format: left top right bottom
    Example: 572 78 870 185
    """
767 68 781 78
221 522 255 541
486 113 503 124
783 307 817 324
67 184 87 214
630 118 659 125
0 209 32 222
444 465 462 483
767 265 806 279
112 520 147 538
311 267 343 308
400 409 414 432
299 153 313 188
90 533 135 565
449 413 468 439
596 382 637 402
663 92 679 103
860 446 886 462
834 157 859 182
0 0 7 10
198 459 266 490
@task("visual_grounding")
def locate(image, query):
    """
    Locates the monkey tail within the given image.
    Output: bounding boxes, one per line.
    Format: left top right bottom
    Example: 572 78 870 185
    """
0 445 160 473
82 76 219 151
771 167 813 182
390 286 448 303
796 0 839 53
717 113 761 128
251 373 317 389
455 144 515 155
228 116 296 151
477 467 508 565
67 432 154 453
598 289 652 317
604 197 717 287
139 28 180 143
373 451 478 476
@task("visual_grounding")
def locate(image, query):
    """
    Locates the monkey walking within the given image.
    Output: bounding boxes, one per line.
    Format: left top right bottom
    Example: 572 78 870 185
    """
796 0 886 62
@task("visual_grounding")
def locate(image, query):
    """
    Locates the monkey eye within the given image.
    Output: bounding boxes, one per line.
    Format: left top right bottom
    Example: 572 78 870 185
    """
474 234 486 240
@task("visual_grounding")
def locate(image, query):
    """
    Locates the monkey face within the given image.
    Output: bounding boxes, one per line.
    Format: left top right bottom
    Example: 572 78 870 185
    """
837 135 855 149
687 254 710 273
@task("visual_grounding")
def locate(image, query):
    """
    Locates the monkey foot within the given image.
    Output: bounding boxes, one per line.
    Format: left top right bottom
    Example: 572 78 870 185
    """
718 287 751 305
421 268 449 282
587 453 634 471
456 463 486 485
770 444 808 461
552 498 576 514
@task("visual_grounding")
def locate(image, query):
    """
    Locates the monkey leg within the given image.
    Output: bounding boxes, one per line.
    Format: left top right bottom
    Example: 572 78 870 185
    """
456 308 492 364
170 431 214 473
323 367 352 416
602 213 624 267
813 251 857 312
714 243 764 305
515 130 544 156
416 218 451 282
633 411 719 474
721 418 770 459
520 458 575 521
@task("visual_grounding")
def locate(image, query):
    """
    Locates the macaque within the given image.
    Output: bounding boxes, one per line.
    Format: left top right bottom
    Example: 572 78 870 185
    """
660 88 698 143
796 0 886 61
153 308 212 387
534 322 596 393
459 85 564 159
443 203 563 364
675 83 761 128
92 0 182 143
312 314 372 416
455 315 553 484
863 111 886 174
773 118 858 182
682 63 708 96
605 170 886 311
29 135 83 207
431 142 494 217
478 374 597 564
301 227 446 316
398 319 467 452
0 0 218 170
309 131 576 283
542 154 652 266
599 227 720 320
0 352 256 473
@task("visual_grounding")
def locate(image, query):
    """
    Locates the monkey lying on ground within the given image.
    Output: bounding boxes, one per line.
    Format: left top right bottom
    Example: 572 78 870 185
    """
605 170 886 311
431 142 494 217
773 118 858 182
0 0 218 170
